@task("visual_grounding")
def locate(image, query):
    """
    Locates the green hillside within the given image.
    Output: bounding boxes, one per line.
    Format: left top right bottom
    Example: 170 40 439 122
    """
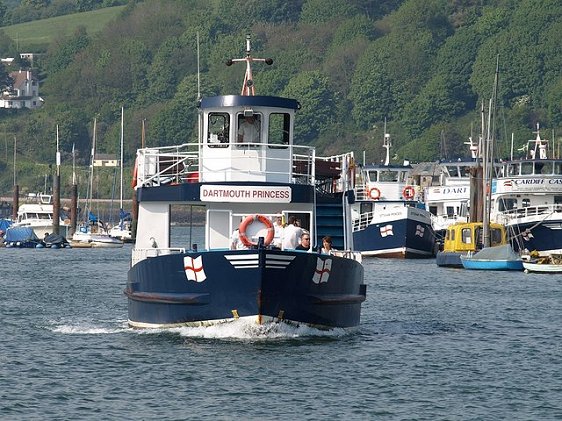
1 0 562 199
1 6 126 51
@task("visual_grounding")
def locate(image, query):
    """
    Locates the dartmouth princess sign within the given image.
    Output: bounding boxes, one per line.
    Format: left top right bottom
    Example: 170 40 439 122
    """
200 185 292 203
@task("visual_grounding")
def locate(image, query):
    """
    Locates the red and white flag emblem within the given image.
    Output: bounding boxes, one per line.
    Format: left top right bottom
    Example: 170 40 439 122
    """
522 230 534 241
184 256 207 282
415 224 425 237
503 180 513 187
312 257 332 284
380 224 393 237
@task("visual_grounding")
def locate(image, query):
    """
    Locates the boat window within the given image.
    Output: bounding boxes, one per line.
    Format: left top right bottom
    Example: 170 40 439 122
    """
491 228 503 245
379 170 398 182
207 113 230 148
542 162 553 174
368 171 378 182
522 198 531 207
521 162 533 175
498 198 517 212
507 164 518 176
237 114 261 145
268 113 290 148
461 228 471 244
399 171 407 183
446 206 455 217
554 162 562 175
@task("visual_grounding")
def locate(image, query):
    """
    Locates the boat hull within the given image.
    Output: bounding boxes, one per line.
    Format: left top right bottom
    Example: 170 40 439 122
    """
435 251 465 268
460 257 523 271
523 262 562 273
126 249 366 329
353 209 435 258
507 218 562 255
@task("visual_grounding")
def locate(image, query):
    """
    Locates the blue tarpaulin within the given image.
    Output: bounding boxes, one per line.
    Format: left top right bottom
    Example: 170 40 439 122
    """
5 226 39 242
0 219 12 233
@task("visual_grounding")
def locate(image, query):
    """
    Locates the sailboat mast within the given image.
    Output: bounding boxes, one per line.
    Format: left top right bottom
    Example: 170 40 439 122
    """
120 107 124 209
482 56 500 248
87 118 96 220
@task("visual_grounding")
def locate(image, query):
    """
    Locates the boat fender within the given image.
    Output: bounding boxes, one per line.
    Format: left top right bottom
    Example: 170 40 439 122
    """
402 185 415 200
368 187 381 200
239 214 274 247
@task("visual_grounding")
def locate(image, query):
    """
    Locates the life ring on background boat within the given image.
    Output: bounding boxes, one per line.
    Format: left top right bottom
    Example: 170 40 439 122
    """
402 185 416 200
368 187 381 200
239 214 275 247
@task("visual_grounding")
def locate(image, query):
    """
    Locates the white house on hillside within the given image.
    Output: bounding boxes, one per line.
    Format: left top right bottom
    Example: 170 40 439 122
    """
0 69 43 109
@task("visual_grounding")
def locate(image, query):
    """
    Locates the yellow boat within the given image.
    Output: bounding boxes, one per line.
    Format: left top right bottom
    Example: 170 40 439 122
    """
436 222 507 267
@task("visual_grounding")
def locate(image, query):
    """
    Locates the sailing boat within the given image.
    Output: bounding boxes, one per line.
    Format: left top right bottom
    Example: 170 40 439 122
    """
460 58 522 270
71 118 123 248
108 107 133 242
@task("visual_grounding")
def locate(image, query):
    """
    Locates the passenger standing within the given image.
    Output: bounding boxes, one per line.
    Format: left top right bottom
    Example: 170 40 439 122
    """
281 216 302 249
272 216 284 249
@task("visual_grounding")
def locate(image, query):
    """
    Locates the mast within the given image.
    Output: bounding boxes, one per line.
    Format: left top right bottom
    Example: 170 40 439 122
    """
482 56 500 248
120 107 124 210
225 34 273 96
86 118 96 223
53 125 61 235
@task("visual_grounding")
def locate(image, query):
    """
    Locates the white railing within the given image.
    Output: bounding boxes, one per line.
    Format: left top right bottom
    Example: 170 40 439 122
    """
134 142 354 192
494 204 562 224
132 247 186 266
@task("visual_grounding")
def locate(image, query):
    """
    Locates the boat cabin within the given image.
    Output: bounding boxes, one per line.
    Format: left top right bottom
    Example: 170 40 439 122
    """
442 222 507 253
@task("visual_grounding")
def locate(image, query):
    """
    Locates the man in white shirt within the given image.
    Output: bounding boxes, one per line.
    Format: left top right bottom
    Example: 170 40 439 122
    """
237 115 260 143
281 216 302 249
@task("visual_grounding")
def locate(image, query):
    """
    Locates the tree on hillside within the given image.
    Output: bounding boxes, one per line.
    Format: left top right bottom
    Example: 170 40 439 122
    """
300 0 357 24
0 61 12 92
282 70 334 144
45 26 91 74
0 0 6 26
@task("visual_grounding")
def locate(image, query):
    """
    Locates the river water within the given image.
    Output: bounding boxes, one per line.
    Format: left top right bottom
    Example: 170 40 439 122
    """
1 226 561 420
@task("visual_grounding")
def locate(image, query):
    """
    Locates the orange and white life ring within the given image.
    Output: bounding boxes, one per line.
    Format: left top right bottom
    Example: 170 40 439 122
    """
403 185 416 200
239 214 275 247
368 187 381 200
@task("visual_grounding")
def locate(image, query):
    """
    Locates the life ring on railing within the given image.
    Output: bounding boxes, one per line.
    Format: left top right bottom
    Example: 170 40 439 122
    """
368 187 381 200
403 185 416 200
131 158 138 189
239 214 275 247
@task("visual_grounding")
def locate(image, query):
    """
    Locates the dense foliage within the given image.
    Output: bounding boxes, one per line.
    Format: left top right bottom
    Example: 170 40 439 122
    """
2 0 562 197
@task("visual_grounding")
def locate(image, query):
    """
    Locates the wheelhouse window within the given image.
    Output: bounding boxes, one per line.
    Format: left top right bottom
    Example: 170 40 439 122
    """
491 228 503 245
268 113 290 148
521 162 533 175
522 198 531 207
461 228 471 244
237 114 261 144
207 113 230 148
555 162 562 175
379 170 398 182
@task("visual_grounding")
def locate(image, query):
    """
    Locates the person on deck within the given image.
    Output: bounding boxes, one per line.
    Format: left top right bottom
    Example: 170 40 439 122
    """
321 236 333 254
295 233 311 251
281 216 302 249
237 115 261 143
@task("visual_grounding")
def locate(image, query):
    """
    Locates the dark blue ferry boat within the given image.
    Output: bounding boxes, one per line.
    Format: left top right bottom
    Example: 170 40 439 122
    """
125 36 366 329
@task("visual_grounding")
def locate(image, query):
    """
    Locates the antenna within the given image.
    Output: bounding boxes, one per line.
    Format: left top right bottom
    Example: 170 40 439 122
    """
225 34 273 96
196 32 201 101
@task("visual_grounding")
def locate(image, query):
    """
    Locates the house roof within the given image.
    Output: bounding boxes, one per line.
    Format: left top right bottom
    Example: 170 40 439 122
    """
10 70 37 90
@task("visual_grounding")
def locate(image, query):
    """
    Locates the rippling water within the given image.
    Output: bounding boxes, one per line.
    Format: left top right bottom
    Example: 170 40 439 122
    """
1 227 561 420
